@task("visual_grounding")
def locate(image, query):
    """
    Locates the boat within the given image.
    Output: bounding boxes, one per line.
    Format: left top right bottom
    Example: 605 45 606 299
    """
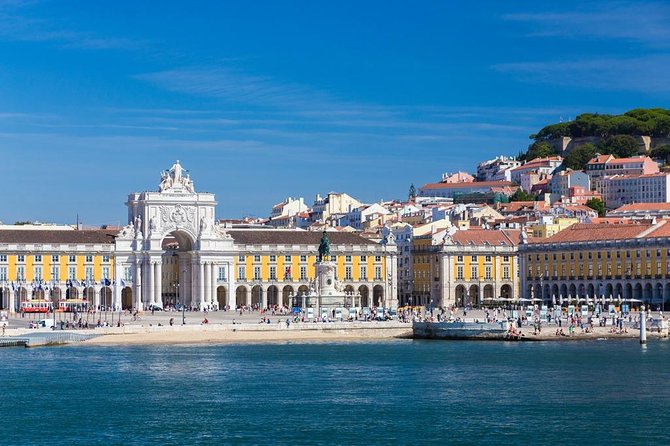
412 320 510 340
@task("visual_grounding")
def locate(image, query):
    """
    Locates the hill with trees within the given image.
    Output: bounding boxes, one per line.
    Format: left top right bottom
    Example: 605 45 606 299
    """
518 108 670 170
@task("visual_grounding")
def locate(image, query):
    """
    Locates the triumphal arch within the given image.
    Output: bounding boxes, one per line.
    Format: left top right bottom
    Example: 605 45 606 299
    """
114 161 235 310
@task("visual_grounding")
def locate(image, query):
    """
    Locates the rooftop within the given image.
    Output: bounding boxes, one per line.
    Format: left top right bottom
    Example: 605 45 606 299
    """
0 229 117 244
420 180 514 190
227 229 378 246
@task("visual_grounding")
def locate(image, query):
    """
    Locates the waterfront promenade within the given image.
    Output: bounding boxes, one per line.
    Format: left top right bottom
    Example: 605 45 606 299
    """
2 306 666 345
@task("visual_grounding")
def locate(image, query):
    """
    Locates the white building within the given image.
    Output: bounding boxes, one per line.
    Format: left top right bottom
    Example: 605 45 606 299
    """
311 192 363 223
477 156 521 182
603 173 670 209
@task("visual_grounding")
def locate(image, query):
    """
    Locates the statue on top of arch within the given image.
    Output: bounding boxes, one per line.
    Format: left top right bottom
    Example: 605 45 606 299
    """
159 160 195 193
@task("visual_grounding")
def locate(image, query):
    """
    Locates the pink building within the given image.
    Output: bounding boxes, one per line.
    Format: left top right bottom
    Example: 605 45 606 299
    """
510 156 562 186
565 185 602 205
586 155 659 195
441 171 475 183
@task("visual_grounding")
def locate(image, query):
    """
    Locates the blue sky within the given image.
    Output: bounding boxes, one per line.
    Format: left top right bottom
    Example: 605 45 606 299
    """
1 0 668 225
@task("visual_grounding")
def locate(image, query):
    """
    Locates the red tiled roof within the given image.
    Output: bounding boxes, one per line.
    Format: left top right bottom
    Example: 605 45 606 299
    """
420 180 514 190
452 229 521 247
531 223 651 244
227 229 378 245
613 203 670 212
587 154 614 165
0 229 117 244
510 156 562 171
645 220 670 237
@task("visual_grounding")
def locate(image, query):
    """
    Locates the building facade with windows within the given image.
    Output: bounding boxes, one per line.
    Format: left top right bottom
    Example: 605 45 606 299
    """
411 229 520 308
0 161 398 313
519 220 670 307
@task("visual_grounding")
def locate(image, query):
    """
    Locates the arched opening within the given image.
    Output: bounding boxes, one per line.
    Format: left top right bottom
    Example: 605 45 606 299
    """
560 284 568 300
605 283 614 299
578 283 585 298
100 287 112 310
624 283 633 299
251 285 263 308
543 284 550 302
500 284 512 300
455 285 467 307
121 287 133 309
282 285 294 307
634 283 643 300
468 284 479 307
217 286 227 309
83 287 95 307
267 285 279 307
66 287 79 300
551 284 559 301
586 284 595 299
533 284 542 300
160 229 196 310
373 285 384 307
644 283 653 303
483 284 494 302
568 284 576 300
358 285 369 308
236 286 248 308
0 287 7 309
655 283 663 306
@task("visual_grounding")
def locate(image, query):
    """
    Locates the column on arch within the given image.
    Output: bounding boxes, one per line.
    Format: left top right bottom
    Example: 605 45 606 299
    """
155 260 162 308
199 261 205 308
134 261 142 310
147 261 155 310
113 261 122 310
210 262 217 307
203 261 211 307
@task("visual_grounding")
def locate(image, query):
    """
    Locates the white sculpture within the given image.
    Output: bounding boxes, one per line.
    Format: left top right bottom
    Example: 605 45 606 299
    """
158 160 196 193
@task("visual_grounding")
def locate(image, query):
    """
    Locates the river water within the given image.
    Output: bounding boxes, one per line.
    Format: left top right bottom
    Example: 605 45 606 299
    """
1 339 668 445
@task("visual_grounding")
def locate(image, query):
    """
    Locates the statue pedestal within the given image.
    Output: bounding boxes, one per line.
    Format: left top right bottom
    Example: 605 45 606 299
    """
313 261 348 315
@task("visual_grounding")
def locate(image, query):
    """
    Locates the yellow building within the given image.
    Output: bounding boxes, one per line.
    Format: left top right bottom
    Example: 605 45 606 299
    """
411 228 521 307
531 217 578 239
0 161 399 314
0 226 116 311
520 220 670 305
225 229 395 309
0 226 397 312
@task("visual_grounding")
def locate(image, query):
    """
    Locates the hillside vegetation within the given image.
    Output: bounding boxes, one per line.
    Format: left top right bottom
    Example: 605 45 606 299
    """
519 108 670 170
530 108 670 141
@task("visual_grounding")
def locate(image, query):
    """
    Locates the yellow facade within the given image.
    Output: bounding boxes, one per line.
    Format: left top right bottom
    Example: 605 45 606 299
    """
233 254 386 283
1 254 113 283
526 247 670 281
531 218 578 239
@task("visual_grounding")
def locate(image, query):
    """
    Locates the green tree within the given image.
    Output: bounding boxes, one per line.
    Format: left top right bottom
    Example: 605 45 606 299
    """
525 141 555 160
650 144 670 165
586 198 606 217
509 188 535 202
568 113 613 137
562 143 598 170
532 122 571 140
599 135 640 158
